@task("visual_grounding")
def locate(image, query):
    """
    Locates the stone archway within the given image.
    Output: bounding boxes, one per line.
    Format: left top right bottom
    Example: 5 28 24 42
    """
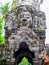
14 42 35 65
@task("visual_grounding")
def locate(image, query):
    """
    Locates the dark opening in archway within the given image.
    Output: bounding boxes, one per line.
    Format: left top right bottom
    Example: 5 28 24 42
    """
14 42 35 65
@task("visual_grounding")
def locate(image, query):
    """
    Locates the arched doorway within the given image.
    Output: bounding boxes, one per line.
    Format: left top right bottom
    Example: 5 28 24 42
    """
13 42 35 65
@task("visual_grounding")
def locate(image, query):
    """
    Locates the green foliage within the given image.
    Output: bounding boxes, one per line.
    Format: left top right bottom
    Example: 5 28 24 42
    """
18 57 32 65
0 18 3 23
0 18 3 36
2 3 9 14
0 3 9 15
0 18 5 45
0 18 3 34
0 36 5 45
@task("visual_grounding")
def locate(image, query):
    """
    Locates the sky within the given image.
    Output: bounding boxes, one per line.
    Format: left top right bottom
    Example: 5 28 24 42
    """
40 0 49 44
0 0 49 44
